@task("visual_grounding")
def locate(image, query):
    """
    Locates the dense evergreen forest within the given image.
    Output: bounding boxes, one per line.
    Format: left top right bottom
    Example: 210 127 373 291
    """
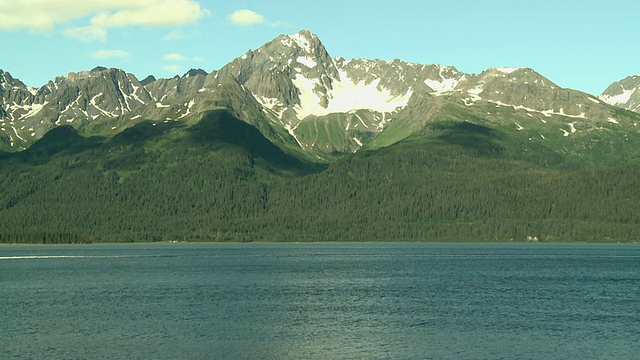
1 110 639 244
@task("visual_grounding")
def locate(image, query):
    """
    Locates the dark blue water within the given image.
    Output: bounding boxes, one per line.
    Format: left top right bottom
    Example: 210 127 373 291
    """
1 242 639 359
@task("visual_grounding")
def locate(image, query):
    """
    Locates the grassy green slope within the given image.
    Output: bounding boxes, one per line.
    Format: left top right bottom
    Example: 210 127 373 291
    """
368 97 640 167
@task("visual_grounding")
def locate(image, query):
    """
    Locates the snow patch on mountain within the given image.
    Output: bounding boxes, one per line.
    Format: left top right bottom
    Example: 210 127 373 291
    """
19 102 47 120
296 56 317 68
489 100 586 119
466 84 484 102
291 70 413 119
284 123 303 147
178 98 196 119
253 95 287 120
495 67 521 74
11 125 27 142
425 68 463 95
287 33 313 53
7 102 47 121
599 87 636 106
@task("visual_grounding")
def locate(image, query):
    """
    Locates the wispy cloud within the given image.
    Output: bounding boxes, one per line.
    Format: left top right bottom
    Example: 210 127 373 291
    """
164 53 187 61
228 9 291 29
229 9 265 26
163 29 185 41
90 1 207 29
92 49 131 61
0 0 208 42
162 53 204 76
163 64 182 74
63 26 107 43
163 53 203 62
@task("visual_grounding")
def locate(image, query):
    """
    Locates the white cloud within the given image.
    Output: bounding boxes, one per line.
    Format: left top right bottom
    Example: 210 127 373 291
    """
90 0 206 28
0 1 108 32
229 9 265 26
0 0 208 42
163 29 185 41
92 49 131 61
163 64 182 74
164 53 187 61
64 26 107 42
163 53 203 62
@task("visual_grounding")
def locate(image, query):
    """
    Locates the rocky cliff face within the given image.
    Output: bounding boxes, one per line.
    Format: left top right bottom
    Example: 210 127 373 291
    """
0 67 154 148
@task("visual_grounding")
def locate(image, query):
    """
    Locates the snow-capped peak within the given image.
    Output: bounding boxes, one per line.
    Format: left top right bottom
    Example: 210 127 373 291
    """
494 67 521 74
282 30 317 54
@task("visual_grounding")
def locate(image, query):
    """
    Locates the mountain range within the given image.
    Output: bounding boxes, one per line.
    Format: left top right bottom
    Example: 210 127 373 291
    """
2 29 640 162
2 30 640 243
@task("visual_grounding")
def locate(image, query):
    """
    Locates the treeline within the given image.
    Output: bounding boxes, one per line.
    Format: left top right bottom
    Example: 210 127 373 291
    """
0 232 87 244
1 114 640 243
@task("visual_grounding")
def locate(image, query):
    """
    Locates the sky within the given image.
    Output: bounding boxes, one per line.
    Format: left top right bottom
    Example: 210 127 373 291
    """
1 0 639 96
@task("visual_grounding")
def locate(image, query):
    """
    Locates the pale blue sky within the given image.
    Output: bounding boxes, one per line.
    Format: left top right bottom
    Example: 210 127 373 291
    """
1 0 638 95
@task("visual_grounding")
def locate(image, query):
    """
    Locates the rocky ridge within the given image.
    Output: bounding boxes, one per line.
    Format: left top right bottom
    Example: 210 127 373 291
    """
599 75 640 113
1 30 639 159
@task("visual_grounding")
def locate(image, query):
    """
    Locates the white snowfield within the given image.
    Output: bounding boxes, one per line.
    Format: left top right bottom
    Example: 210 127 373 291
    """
291 69 413 120
425 66 464 95
296 56 317 68
599 87 636 106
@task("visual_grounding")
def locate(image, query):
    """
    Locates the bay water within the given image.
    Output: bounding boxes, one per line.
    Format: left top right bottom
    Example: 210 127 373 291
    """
1 242 639 359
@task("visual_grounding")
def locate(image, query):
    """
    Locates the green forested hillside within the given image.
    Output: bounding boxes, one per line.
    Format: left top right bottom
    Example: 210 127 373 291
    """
1 110 639 243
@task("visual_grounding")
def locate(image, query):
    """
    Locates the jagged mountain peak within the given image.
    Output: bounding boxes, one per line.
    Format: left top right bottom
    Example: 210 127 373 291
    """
478 67 552 83
210 30 628 157
258 30 333 71
0 69 27 89
279 29 322 54
185 68 208 78
486 67 525 74
91 66 108 73
59 67 132 84
140 75 157 86
2 30 639 162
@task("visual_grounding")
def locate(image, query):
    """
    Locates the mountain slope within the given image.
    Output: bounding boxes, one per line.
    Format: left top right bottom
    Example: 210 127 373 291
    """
367 68 640 166
2 114 640 243
3 27 640 243
600 75 640 113
0 109 323 243
2 29 640 167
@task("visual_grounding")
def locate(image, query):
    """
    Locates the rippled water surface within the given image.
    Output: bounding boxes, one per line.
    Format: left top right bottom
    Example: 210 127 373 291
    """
1 242 639 359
